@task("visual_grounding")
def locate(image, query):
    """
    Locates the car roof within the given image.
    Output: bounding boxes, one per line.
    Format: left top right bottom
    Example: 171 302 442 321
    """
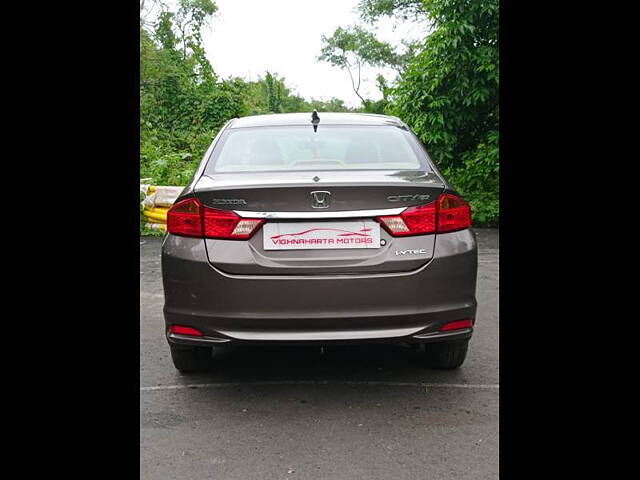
228 112 406 129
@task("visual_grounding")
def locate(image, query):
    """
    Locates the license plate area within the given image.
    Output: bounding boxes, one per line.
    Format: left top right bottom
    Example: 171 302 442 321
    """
263 220 381 250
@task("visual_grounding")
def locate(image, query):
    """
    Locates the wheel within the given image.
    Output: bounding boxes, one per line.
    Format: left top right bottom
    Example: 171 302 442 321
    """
169 344 212 373
423 340 469 369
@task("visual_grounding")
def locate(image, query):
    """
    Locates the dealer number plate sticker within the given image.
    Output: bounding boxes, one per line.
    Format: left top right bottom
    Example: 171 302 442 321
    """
263 220 381 250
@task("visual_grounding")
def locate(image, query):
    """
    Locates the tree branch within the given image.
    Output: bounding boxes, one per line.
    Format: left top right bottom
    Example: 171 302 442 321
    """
342 50 367 107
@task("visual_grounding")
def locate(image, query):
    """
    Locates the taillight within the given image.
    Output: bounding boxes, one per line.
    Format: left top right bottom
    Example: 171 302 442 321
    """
437 193 472 233
378 203 437 236
167 198 264 239
376 193 471 237
167 198 203 238
203 208 264 239
169 325 204 336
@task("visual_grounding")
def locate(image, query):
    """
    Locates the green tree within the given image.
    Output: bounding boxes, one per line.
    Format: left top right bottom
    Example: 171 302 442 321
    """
140 0 245 186
263 71 285 113
391 0 499 169
355 0 500 225
318 26 402 107
307 97 354 112
358 0 428 22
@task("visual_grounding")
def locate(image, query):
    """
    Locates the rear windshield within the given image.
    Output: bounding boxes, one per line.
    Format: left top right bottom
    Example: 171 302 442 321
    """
205 125 427 173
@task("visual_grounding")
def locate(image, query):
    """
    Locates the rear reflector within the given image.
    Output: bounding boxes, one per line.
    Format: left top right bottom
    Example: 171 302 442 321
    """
167 198 264 240
169 325 204 336
376 192 471 237
440 319 474 331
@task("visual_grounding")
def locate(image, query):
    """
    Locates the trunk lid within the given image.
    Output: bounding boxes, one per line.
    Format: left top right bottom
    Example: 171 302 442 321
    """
195 170 445 275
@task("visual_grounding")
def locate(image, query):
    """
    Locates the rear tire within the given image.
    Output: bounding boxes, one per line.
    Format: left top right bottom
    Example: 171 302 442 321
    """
170 344 212 373
423 340 469 369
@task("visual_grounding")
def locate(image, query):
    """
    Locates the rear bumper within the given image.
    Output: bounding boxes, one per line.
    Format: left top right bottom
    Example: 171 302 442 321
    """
161 229 478 344
166 327 473 347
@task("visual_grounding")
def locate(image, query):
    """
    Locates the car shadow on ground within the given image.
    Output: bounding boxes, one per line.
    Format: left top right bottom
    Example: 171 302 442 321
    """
173 343 471 384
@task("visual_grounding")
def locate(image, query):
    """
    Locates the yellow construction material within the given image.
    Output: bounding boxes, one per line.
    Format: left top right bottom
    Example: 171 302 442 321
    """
141 185 182 233
142 209 167 223
143 213 167 223
144 185 183 207
145 206 169 214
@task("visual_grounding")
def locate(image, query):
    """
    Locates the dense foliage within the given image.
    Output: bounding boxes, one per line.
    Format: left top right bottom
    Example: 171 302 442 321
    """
340 0 499 225
390 0 499 224
140 0 354 187
140 0 498 227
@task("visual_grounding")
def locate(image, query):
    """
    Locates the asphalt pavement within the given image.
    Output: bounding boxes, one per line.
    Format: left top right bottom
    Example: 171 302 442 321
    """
140 228 499 479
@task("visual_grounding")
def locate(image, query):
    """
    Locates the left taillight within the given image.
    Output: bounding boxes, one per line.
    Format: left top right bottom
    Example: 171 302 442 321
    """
376 192 471 237
203 207 264 239
167 197 264 240
167 198 203 237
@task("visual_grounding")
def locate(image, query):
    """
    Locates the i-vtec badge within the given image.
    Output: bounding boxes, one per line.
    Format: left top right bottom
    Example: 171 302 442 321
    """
387 194 431 202
395 248 428 256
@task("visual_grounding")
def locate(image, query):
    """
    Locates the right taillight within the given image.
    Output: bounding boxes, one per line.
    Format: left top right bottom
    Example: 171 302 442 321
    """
376 193 471 237
167 197 264 239
436 193 471 233
378 202 437 236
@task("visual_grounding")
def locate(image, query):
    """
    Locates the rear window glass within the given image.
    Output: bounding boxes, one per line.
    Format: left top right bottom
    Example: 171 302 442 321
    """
206 125 427 173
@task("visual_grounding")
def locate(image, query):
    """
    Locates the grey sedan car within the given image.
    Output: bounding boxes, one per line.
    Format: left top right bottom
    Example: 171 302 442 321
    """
162 112 477 372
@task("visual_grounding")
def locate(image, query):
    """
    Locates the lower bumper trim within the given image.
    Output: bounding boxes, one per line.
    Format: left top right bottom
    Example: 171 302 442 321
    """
215 325 425 342
167 332 232 346
411 328 473 343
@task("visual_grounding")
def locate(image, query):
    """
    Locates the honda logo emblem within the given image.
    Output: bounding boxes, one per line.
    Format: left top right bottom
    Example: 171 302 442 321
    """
310 191 331 209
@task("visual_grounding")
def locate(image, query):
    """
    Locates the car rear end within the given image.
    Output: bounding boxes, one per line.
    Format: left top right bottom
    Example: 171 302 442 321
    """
161 113 477 371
